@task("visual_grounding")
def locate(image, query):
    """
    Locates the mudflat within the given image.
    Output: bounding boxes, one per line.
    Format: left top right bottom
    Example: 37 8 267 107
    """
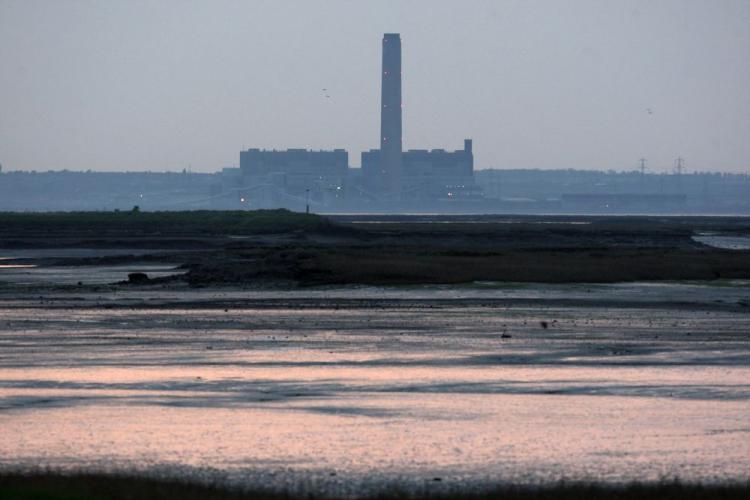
1 212 749 495
1 282 749 493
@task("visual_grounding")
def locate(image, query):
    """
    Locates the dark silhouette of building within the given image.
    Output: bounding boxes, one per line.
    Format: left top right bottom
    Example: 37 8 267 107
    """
224 33 478 209
239 148 347 181
363 33 476 201
236 148 348 207
380 33 403 197
362 139 475 200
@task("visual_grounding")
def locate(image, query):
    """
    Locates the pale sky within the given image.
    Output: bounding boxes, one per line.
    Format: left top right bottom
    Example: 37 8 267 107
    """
1 0 749 173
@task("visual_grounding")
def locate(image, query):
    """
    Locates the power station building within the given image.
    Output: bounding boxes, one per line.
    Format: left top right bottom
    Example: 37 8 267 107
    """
362 32 476 201
239 148 348 195
379 33 403 197
362 140 475 199
227 148 348 208
223 32 479 210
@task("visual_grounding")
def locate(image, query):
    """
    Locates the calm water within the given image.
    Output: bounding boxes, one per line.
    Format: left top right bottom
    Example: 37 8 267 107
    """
0 249 183 284
0 264 183 285
1 282 749 492
693 234 750 250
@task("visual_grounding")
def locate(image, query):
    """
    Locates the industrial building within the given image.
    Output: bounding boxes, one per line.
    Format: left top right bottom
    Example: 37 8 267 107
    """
216 32 478 210
210 148 349 209
362 139 476 200
240 147 347 191
364 33 477 202
239 148 348 182
379 33 403 197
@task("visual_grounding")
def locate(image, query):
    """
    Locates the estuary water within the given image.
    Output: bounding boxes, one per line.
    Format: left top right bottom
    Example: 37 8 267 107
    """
0 248 184 284
0 282 749 493
692 234 750 250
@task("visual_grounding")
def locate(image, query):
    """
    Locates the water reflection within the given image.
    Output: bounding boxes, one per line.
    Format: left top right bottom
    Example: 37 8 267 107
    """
693 234 750 250
0 263 182 284
1 287 749 490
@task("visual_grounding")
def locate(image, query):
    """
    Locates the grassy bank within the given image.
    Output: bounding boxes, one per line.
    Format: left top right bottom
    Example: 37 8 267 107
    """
2 212 750 285
0 209 335 237
1 472 749 500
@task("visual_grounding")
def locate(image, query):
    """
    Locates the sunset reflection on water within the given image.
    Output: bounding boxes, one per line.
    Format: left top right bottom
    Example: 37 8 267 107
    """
1 285 749 490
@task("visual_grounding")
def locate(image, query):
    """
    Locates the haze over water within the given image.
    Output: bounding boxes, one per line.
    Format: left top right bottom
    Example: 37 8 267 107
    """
1 0 749 173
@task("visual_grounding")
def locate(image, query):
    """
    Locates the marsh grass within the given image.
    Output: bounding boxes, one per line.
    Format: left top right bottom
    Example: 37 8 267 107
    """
283 247 750 285
3 212 750 285
0 209 335 236
1 473 749 500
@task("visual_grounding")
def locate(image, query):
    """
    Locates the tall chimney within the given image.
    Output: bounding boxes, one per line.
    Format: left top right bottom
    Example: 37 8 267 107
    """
380 33 402 196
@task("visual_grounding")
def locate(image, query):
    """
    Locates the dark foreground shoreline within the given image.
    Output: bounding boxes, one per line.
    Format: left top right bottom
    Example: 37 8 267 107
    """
2 472 750 500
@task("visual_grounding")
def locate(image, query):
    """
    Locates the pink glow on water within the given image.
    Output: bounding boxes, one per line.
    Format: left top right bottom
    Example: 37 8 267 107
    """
1 283 749 489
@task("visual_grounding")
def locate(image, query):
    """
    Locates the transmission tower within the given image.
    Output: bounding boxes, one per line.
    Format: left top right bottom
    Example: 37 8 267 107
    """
674 157 685 175
674 157 685 193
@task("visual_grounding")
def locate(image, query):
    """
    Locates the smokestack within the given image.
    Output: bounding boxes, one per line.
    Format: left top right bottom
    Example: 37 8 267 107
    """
380 33 402 196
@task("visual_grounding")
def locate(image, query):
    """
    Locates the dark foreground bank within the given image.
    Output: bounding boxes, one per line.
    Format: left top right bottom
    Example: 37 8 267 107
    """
1 473 749 500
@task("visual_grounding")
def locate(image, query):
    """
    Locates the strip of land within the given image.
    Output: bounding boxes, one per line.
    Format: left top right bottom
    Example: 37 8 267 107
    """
1 472 749 500
1 210 749 286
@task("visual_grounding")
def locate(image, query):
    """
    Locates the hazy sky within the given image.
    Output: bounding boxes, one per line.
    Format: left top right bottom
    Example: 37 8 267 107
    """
1 0 749 173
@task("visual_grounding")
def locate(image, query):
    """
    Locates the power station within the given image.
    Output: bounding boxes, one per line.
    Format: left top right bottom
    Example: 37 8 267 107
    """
4 36 743 214
379 33 403 197
232 33 478 210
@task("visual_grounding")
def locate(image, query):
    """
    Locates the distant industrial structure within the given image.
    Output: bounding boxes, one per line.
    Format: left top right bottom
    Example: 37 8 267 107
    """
2 166 749 214
379 33 403 198
227 148 349 207
361 140 476 201
2 34 748 214
218 33 479 211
